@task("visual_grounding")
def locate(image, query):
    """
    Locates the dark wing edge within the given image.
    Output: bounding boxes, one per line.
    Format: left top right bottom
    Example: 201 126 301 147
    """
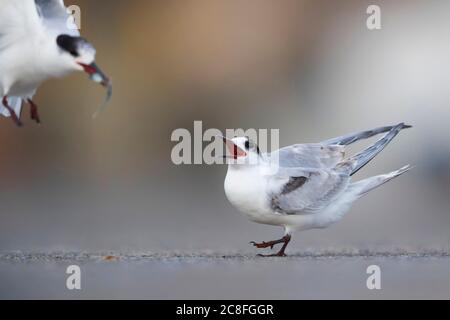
270 170 350 215
321 124 412 146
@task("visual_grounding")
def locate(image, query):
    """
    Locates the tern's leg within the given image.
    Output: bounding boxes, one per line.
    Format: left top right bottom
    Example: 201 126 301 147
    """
251 235 292 257
2 96 23 127
27 99 41 124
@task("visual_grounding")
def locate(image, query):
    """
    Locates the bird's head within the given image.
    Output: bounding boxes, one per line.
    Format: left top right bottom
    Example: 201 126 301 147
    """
56 34 111 89
220 136 262 167
56 34 112 116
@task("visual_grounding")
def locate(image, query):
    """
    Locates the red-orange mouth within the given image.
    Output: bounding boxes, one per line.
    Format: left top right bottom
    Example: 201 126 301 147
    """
77 62 110 87
222 137 247 159
78 62 97 75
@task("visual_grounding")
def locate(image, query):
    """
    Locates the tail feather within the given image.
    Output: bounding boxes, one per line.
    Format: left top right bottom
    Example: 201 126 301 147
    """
350 165 413 197
344 123 410 176
322 124 412 146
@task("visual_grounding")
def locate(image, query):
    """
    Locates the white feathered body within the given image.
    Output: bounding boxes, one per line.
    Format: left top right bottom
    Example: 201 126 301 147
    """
224 165 357 233
223 125 411 236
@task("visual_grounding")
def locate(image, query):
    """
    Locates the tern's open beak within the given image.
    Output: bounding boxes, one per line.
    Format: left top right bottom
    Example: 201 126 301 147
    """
78 62 113 117
218 136 247 159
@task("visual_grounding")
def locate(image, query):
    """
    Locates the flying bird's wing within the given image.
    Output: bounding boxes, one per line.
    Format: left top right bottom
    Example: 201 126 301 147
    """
35 0 80 37
270 144 345 169
0 0 44 50
0 0 78 51
269 167 350 215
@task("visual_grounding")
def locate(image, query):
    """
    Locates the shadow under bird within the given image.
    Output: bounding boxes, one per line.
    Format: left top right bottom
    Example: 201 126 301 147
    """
221 124 412 257
0 0 112 126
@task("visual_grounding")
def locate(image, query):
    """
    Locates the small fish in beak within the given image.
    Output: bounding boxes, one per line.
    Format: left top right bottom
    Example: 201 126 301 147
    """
78 62 112 118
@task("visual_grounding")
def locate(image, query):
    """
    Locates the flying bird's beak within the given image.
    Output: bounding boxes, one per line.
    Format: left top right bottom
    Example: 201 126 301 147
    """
78 62 113 118
217 136 247 159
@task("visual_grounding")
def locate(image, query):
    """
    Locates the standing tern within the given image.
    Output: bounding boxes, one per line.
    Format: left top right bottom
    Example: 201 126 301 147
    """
221 123 412 257
0 0 112 126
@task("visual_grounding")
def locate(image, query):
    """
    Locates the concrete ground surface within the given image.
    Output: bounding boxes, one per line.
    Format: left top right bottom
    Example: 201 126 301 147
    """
1 250 449 299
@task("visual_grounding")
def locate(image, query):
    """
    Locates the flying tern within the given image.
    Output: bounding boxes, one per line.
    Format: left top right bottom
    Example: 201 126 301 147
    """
0 0 112 126
221 123 412 257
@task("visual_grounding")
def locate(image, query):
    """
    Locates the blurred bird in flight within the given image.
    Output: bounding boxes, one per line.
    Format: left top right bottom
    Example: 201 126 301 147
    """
221 124 412 257
0 0 112 126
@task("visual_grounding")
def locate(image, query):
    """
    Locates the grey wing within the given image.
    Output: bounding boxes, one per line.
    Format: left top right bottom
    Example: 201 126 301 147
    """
35 0 80 37
321 124 412 146
270 168 350 215
342 123 410 176
270 144 346 169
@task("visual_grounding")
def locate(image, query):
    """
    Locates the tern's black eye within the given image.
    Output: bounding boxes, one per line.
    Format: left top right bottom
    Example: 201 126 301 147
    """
245 140 250 150
56 35 80 57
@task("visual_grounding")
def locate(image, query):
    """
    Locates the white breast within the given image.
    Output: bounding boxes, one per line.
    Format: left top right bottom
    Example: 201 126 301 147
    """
0 34 72 98
1 43 43 97
224 166 274 222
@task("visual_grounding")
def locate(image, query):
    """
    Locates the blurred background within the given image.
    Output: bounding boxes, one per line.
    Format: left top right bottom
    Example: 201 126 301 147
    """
0 0 449 253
